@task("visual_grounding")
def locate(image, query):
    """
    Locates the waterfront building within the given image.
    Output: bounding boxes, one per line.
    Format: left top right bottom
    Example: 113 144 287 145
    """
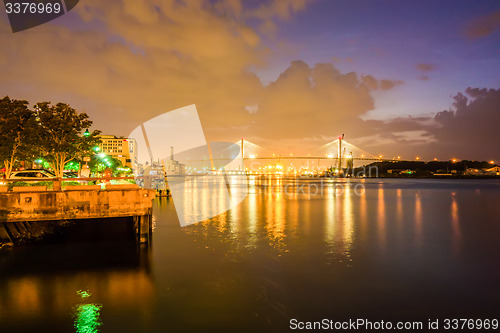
98 135 132 168
128 138 138 169
163 147 185 175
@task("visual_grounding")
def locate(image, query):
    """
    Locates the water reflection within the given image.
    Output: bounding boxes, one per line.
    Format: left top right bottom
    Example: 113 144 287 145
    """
342 185 354 263
450 192 461 255
2 178 499 331
265 189 287 251
415 190 423 247
359 186 367 243
396 188 403 225
324 184 335 247
377 186 386 248
73 290 102 333
0 219 154 332
177 179 474 265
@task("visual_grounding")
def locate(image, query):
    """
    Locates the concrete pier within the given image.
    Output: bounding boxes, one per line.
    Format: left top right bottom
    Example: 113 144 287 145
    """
0 185 155 245
134 214 153 246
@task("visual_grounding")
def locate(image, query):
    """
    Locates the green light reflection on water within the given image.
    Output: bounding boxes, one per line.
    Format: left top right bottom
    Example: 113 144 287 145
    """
74 290 102 333
77 290 92 299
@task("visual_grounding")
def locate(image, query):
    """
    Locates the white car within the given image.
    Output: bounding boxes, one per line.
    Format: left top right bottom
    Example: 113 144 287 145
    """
9 170 56 179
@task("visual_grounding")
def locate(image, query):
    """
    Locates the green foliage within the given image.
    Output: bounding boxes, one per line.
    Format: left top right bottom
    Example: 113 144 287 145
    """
62 181 82 187
0 96 102 178
65 160 81 171
88 154 123 175
34 102 101 177
6 181 54 190
0 96 38 177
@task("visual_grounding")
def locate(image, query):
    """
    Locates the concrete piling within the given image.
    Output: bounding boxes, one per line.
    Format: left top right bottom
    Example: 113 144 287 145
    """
134 212 153 246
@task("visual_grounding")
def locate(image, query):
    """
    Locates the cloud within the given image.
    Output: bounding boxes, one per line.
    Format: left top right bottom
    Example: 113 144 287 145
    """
249 61 375 143
430 87 500 158
361 75 403 91
465 10 500 39
0 0 273 133
248 0 312 21
244 0 312 36
416 63 435 72
362 87 500 160
416 63 435 80
0 1 498 160
380 79 403 90
361 75 379 90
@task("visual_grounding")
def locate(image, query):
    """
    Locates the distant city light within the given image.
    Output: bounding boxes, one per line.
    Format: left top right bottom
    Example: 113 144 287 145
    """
98 153 105 158
327 153 334 158
249 154 256 159
452 159 457 163
490 160 495 164
416 157 420 160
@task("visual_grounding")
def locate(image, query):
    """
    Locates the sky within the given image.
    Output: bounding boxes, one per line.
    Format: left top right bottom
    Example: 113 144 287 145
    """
1 0 499 161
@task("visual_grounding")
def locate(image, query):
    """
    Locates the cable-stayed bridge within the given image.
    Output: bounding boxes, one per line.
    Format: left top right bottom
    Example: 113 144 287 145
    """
162 135 389 175
237 136 384 161
217 136 387 174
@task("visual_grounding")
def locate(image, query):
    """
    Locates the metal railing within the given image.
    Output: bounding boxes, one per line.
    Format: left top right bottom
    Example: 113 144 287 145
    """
1 176 137 191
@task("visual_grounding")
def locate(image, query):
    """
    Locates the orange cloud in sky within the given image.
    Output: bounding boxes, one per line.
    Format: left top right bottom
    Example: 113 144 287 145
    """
0 0 498 160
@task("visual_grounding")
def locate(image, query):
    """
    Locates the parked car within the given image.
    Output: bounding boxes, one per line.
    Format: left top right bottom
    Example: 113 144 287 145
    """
63 171 79 178
9 169 56 179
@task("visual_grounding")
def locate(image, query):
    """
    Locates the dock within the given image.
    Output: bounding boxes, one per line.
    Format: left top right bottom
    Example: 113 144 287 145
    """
0 183 155 246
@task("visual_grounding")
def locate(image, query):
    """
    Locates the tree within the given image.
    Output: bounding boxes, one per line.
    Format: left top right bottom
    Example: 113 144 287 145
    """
0 96 38 178
88 154 124 176
35 102 101 178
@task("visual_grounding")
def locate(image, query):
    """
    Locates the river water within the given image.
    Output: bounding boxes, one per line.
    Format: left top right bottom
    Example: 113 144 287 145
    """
1 178 500 332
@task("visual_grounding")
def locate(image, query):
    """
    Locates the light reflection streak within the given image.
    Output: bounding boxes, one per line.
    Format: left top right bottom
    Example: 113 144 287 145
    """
414 191 422 248
359 186 367 242
396 189 403 241
396 189 403 223
324 183 335 247
377 187 386 248
264 181 287 251
342 185 354 262
451 192 461 255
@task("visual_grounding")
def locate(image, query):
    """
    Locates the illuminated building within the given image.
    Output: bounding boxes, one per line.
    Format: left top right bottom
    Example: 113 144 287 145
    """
128 138 138 169
98 135 132 168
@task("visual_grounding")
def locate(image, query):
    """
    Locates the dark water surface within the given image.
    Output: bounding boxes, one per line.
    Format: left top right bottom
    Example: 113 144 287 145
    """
1 178 500 332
